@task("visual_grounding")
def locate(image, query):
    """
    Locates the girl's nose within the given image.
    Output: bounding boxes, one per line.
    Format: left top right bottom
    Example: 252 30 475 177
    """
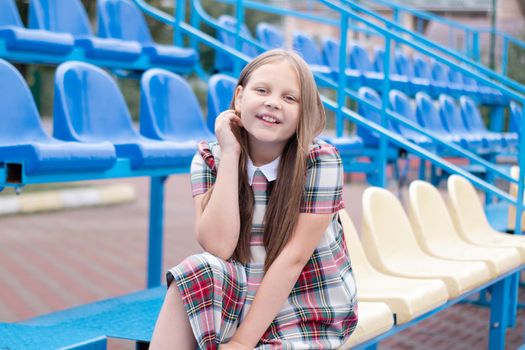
264 98 281 109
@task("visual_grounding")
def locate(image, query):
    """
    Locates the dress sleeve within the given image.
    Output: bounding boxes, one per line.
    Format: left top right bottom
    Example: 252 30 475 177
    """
300 141 345 214
190 141 218 197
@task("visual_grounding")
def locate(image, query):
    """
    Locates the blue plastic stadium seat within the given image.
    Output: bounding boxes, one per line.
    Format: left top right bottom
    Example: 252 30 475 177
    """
461 74 506 105
438 94 486 152
207 74 237 132
388 90 434 150
214 15 258 72
431 61 464 98
413 56 448 97
292 32 332 75
459 96 516 150
256 22 284 50
140 69 215 164
510 101 522 137
356 87 396 147
53 61 190 170
29 0 141 61
0 0 74 55
97 0 197 68
321 38 365 89
0 59 116 175
394 51 431 95
415 92 472 152
448 69 478 95
351 44 409 92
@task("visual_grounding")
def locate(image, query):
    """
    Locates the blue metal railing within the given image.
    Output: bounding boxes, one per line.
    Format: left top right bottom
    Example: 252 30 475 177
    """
335 0 525 96
135 0 525 238
132 0 525 234
361 0 525 77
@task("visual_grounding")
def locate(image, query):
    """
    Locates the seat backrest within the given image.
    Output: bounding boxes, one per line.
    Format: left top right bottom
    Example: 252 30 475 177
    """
447 174 497 238
0 59 49 143
394 51 415 78
321 37 340 71
349 44 373 72
431 61 450 83
459 96 486 132
415 92 447 133
140 69 214 142
256 22 284 49
53 61 139 143
214 15 258 71
207 74 237 133
372 47 396 74
447 69 464 85
0 0 23 27
361 187 430 270
339 209 378 277
29 0 92 36
292 32 323 66
97 0 153 43
509 101 522 134
439 94 468 133
388 90 419 135
462 75 479 88
357 87 387 145
413 56 432 80
408 180 463 248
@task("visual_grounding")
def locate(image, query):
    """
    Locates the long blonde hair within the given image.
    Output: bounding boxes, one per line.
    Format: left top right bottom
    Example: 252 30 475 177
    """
205 49 326 271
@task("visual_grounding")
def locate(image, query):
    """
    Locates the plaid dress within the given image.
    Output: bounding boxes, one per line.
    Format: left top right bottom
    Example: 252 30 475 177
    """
167 139 358 350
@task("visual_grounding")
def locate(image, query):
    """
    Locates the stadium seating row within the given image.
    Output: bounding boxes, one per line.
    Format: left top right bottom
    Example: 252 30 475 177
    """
214 18 507 105
0 58 212 177
359 88 518 155
0 0 197 72
0 173 522 349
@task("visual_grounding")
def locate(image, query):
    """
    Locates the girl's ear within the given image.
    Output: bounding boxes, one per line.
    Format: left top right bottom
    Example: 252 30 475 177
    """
234 86 243 113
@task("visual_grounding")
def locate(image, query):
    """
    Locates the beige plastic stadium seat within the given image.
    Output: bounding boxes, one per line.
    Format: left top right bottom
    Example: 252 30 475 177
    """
507 166 525 232
361 187 491 298
339 210 448 324
408 180 521 277
340 301 394 349
447 174 525 262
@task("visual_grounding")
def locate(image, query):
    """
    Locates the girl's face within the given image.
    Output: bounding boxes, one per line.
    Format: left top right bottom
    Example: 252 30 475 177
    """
234 60 301 153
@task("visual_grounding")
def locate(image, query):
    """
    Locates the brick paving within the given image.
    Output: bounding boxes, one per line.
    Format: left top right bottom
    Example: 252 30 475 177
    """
0 174 523 349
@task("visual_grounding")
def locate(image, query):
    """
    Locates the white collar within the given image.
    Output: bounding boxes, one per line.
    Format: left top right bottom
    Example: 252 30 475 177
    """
247 156 280 185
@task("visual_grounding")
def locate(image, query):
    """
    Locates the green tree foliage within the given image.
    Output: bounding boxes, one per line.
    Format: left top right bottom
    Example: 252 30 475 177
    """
507 34 525 86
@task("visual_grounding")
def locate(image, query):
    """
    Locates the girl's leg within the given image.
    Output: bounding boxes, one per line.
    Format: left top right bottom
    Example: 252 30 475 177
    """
149 283 197 350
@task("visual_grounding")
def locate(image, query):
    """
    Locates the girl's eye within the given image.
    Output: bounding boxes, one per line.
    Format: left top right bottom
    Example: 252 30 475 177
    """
255 88 267 94
284 95 298 102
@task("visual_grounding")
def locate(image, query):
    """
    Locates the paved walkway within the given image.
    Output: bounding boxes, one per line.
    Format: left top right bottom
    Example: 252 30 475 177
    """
0 174 523 349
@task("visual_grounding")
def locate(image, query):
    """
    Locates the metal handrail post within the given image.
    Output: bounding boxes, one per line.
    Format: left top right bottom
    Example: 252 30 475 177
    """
234 0 245 76
378 37 392 188
336 12 349 138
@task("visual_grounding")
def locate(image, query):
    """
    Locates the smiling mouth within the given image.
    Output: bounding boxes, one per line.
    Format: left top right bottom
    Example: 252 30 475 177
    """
256 113 281 124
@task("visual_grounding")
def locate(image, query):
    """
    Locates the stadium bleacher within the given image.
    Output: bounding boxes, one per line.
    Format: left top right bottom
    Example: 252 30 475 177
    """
0 0 524 349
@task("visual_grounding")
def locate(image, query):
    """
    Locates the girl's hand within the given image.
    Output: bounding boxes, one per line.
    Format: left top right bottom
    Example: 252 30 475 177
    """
219 340 252 350
215 109 243 155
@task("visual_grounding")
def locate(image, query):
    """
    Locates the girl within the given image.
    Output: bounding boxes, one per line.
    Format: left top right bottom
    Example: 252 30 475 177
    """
150 49 358 350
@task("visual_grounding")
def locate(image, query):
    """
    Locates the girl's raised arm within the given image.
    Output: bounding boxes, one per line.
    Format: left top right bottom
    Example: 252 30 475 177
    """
194 110 243 261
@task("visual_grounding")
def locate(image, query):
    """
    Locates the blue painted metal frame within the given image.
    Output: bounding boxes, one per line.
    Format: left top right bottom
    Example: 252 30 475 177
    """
131 0 525 237
318 0 525 235
0 39 193 75
362 0 525 77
